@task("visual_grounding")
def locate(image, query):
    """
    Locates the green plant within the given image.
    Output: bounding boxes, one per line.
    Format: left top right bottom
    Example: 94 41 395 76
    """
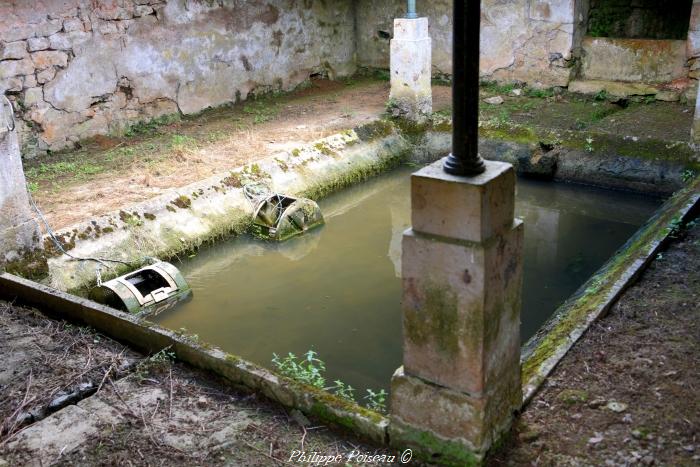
133 347 176 381
243 101 278 124
364 389 387 412
272 350 326 388
27 181 39 193
593 89 608 101
524 87 554 98
330 380 356 402
170 134 196 148
681 169 696 184
124 114 180 137
584 136 594 152
271 350 388 412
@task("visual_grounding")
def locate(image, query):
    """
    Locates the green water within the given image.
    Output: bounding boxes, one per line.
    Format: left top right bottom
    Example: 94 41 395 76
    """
155 167 661 393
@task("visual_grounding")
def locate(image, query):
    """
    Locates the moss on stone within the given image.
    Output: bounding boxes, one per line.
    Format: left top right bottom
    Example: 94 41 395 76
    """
404 281 461 356
171 195 192 209
390 422 481 467
143 212 156 221
313 142 337 157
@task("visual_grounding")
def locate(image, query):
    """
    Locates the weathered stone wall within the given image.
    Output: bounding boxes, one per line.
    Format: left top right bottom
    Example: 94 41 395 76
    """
355 0 577 87
0 0 355 155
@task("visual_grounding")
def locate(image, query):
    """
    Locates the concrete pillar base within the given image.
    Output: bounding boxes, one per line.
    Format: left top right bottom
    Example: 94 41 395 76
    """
390 158 523 463
389 18 432 121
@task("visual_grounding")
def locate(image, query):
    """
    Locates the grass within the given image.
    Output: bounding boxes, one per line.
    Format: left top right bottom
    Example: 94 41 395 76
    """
242 100 279 124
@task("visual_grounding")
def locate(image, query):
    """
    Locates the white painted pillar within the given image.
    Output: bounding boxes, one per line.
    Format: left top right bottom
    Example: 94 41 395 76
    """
0 95 42 267
389 17 432 121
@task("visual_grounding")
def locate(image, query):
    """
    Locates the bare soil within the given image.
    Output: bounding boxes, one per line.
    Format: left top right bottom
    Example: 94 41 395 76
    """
490 217 700 466
24 77 450 230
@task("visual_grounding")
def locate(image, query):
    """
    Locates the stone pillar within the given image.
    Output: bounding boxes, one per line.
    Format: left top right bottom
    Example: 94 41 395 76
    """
0 95 42 270
389 159 523 465
389 17 432 121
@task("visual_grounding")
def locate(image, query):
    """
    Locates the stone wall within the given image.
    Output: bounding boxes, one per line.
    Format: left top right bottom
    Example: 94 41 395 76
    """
355 0 577 87
0 0 355 155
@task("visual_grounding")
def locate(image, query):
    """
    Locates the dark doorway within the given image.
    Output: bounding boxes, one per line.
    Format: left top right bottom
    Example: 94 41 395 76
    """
587 0 693 40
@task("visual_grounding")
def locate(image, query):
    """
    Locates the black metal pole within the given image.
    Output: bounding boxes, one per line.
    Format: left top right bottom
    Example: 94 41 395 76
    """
443 0 485 176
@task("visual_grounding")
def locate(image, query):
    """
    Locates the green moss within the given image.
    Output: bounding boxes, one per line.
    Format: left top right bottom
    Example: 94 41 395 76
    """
171 195 192 209
143 212 156 221
391 422 480 467
166 205 176 213
222 172 243 188
3 247 49 280
404 281 461 356
313 142 337 157
291 148 301 157
355 120 394 142
557 389 589 405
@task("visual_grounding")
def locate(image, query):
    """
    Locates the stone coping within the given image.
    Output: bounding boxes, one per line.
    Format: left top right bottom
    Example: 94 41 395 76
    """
520 177 700 404
0 273 390 445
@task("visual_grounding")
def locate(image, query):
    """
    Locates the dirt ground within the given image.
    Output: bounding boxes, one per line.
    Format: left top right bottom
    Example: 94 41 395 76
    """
0 301 393 467
24 76 450 230
490 216 700 466
24 77 694 231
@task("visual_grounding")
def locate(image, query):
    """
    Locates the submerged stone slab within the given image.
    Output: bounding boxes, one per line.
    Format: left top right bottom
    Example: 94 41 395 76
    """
410 159 515 243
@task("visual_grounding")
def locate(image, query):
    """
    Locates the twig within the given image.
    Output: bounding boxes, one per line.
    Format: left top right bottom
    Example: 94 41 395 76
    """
242 440 292 466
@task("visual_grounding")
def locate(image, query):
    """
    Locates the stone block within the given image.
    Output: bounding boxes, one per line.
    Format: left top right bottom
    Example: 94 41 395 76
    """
1 41 28 60
0 58 35 79
31 51 68 70
27 37 50 52
63 18 85 32
580 37 687 84
49 33 73 51
37 67 57 84
410 159 515 243
401 220 523 396
389 367 520 459
529 0 575 24
389 18 432 120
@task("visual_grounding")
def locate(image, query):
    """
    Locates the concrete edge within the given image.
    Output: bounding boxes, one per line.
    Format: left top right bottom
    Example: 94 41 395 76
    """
0 273 390 445
519 178 700 405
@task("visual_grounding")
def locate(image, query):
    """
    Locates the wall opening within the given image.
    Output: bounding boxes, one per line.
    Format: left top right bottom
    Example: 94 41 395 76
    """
587 0 693 40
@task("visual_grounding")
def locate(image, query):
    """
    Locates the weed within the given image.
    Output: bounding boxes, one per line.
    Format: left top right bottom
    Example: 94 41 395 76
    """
681 169 696 184
243 101 278 124
27 181 39 193
524 87 554 98
329 380 356 402
170 134 196 148
272 350 326 388
584 136 594 152
133 347 176 381
124 114 180 137
364 389 387 412
271 350 388 412
594 89 608 101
